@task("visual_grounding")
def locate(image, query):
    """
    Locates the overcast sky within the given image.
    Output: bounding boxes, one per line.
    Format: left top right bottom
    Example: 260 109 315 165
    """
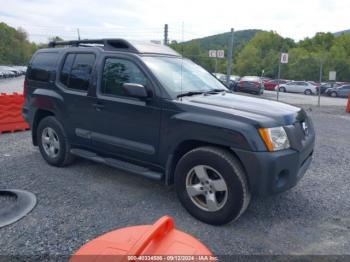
0 0 349 43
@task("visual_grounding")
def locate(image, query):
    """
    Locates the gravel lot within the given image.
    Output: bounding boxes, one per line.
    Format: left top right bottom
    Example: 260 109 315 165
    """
1 104 350 257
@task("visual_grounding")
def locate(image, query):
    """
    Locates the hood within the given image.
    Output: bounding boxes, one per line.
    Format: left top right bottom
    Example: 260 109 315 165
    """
183 93 304 126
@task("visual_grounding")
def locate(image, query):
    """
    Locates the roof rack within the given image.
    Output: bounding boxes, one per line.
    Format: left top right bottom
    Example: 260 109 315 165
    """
48 39 138 52
47 38 181 57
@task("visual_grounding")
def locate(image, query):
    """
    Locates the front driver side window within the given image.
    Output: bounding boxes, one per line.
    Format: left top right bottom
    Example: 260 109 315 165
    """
101 58 148 97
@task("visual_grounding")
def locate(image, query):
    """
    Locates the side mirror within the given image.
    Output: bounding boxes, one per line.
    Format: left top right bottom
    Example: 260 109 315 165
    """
122 83 148 99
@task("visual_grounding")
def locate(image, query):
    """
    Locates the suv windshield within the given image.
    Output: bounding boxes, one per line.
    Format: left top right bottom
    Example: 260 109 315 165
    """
142 56 227 98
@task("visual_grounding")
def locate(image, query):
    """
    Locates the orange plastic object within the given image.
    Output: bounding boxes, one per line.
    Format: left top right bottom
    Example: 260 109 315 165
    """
347 94 350 113
0 93 29 133
70 216 212 262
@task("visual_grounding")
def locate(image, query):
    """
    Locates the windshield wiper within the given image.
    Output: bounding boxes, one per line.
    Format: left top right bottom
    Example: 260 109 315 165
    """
177 91 205 98
203 89 227 95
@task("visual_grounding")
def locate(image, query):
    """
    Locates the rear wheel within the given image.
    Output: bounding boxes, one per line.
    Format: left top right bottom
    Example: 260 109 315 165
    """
37 116 74 167
304 89 312 95
175 146 251 225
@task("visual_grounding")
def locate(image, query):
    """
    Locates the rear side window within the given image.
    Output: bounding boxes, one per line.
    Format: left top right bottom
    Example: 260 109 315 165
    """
59 53 95 91
27 52 58 82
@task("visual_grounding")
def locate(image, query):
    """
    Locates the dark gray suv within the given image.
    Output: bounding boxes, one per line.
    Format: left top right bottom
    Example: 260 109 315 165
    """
23 39 315 225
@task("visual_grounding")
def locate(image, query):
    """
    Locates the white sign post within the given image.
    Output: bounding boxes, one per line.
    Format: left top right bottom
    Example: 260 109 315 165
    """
329 71 336 81
281 53 289 64
277 53 289 101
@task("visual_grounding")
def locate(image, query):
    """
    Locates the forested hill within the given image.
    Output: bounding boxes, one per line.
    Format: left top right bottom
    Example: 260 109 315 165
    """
0 22 37 65
184 29 263 50
334 29 350 36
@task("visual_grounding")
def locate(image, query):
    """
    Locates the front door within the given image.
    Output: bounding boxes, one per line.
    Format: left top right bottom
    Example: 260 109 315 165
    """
89 55 161 164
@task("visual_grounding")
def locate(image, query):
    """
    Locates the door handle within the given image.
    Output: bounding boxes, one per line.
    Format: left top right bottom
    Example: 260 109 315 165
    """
92 103 105 111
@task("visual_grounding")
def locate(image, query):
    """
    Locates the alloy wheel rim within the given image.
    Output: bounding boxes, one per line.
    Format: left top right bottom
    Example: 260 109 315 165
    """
41 127 60 158
185 165 228 212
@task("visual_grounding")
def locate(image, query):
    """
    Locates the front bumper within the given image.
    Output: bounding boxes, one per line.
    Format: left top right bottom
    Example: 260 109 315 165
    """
232 136 314 196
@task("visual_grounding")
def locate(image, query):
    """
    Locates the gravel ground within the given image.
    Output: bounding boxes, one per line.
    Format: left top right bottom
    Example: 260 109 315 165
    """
0 105 350 258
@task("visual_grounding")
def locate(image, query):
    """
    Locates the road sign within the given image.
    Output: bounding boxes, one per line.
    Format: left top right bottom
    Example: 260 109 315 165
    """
329 71 336 81
209 50 225 58
281 53 289 64
217 50 225 58
209 50 217 58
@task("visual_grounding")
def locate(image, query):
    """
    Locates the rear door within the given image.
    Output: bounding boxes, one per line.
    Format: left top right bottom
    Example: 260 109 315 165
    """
339 85 350 97
88 54 162 163
297 82 307 93
286 82 297 92
56 51 97 147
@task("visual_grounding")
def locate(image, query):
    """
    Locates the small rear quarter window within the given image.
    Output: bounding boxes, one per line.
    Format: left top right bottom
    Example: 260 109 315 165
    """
27 52 58 82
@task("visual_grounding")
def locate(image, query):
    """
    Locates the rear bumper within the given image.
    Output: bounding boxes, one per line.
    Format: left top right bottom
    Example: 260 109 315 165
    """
232 136 314 196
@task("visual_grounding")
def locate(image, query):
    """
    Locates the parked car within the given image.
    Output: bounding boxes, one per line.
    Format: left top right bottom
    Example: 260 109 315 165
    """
319 82 341 94
228 75 240 91
237 76 264 95
264 79 288 91
213 74 240 91
0 68 15 78
0 66 19 77
23 39 315 225
277 81 318 95
325 84 350 97
261 77 271 85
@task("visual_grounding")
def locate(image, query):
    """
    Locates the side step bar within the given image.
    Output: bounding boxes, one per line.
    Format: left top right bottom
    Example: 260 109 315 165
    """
70 148 164 181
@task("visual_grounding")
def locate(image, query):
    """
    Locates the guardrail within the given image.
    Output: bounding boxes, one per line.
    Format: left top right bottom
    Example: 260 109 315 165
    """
0 93 29 133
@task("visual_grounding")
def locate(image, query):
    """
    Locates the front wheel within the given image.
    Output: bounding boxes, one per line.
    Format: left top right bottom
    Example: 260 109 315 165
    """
175 146 251 225
279 87 286 92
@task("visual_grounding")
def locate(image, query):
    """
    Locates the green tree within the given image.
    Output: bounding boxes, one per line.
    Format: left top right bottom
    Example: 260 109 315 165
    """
0 22 37 65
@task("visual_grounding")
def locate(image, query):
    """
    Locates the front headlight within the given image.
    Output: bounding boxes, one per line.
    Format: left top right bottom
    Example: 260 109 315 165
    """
258 127 290 151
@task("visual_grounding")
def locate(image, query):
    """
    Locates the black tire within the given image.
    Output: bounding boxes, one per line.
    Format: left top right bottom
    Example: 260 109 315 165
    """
304 89 312 95
330 91 337 97
37 116 74 167
175 146 251 225
279 87 286 92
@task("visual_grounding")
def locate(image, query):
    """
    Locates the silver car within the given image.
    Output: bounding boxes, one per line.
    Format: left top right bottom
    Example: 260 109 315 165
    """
276 81 318 95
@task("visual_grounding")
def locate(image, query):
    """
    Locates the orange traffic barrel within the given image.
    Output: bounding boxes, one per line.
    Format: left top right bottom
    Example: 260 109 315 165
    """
70 216 213 262
347 94 350 113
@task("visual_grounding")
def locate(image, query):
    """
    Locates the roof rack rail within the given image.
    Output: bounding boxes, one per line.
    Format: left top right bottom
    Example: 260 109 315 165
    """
48 39 138 52
47 38 181 57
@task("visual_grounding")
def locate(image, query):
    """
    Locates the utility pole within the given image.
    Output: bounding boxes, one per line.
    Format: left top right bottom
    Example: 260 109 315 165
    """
77 28 81 40
226 28 234 87
164 24 168 45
